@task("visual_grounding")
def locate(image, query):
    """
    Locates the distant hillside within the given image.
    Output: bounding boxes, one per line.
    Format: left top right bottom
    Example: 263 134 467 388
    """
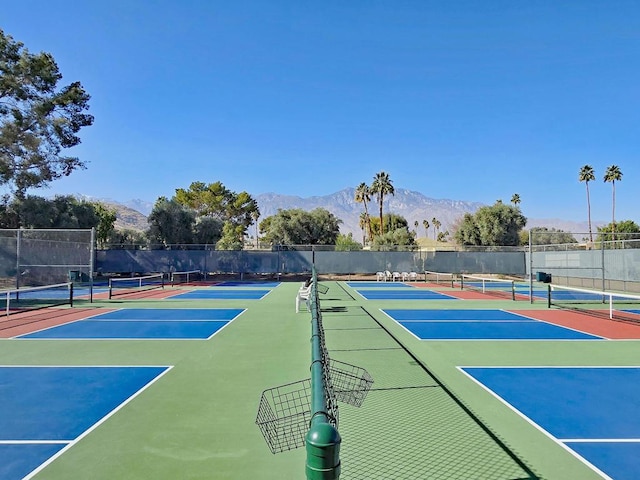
98 189 602 238
104 202 148 231
255 188 484 239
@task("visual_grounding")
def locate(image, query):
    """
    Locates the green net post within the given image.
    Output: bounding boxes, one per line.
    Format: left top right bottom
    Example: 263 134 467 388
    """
305 266 341 480
305 422 341 480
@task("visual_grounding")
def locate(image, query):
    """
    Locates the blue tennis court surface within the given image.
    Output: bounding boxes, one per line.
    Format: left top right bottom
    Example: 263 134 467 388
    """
170 289 270 299
18 308 244 339
384 309 601 340
357 290 457 300
462 367 640 480
0 365 168 479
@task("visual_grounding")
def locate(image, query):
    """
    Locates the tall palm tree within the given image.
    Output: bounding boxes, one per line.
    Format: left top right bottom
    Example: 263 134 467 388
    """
578 165 596 243
371 171 395 235
414 220 419 235
433 218 441 240
354 183 373 242
251 210 260 248
423 219 430 238
358 212 368 245
604 165 623 242
511 193 521 206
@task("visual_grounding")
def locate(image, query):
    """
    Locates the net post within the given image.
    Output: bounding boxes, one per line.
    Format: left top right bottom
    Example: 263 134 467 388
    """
511 280 515 301
108 279 113 300
305 266 341 480
547 284 551 308
69 282 74 308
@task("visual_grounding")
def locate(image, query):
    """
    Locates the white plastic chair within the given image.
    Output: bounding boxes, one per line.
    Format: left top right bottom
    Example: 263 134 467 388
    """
295 282 312 312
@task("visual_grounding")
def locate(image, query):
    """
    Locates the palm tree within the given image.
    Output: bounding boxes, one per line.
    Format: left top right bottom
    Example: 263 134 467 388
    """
604 165 623 242
371 171 395 235
423 219 429 238
354 183 373 243
511 193 521 206
433 218 441 240
358 212 368 245
578 165 596 243
414 220 419 235
251 210 260 248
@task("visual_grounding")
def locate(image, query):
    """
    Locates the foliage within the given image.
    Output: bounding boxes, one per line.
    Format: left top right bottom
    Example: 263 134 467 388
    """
0 29 93 197
216 222 245 250
259 208 342 245
354 182 373 242
105 228 147 250
370 227 417 251
0 195 117 236
193 217 224 246
603 165 623 240
335 233 363 251
596 220 640 242
90 202 117 247
370 171 394 235
173 181 258 247
579 164 596 242
146 197 197 247
369 213 408 236
453 202 527 246
521 227 578 246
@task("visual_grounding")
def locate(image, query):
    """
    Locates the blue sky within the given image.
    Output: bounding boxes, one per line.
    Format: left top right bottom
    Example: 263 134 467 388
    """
2 1 638 223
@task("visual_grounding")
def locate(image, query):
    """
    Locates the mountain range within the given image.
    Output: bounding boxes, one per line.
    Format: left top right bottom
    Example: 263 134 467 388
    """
105 187 596 239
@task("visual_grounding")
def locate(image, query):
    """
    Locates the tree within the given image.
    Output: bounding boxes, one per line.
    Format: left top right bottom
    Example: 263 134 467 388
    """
370 171 394 235
432 217 441 240
251 210 260 248
174 181 259 248
578 165 596 243
358 212 368 245
90 202 117 248
453 202 527 246
335 233 363 251
259 208 342 246
106 228 147 250
414 220 419 234
6 194 109 230
370 226 417 251
603 165 623 241
522 227 578 246
354 182 373 242
0 29 94 198
511 193 521 206
596 220 640 244
423 219 429 238
147 197 196 247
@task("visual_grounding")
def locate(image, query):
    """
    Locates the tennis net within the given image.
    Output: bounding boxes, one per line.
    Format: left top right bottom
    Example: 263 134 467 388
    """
548 284 640 322
0 282 74 316
170 270 202 286
424 270 455 287
108 274 165 299
459 274 516 300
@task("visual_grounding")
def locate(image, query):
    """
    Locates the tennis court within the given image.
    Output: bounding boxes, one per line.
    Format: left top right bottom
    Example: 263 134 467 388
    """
17 308 243 339
383 308 602 340
461 367 640 480
169 289 272 300
1 278 639 479
0 365 169 480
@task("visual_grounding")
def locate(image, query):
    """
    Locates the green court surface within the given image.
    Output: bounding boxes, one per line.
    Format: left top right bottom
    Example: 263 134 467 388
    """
1 281 638 479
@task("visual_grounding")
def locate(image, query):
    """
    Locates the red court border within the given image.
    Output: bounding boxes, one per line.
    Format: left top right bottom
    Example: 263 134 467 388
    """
512 309 640 339
0 308 114 338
